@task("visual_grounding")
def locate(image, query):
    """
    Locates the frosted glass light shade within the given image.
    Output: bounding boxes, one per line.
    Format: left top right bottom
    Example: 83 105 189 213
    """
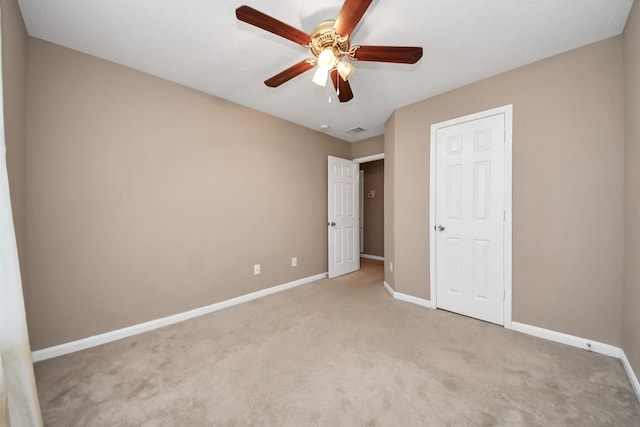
317 49 336 69
336 60 355 81
312 67 329 87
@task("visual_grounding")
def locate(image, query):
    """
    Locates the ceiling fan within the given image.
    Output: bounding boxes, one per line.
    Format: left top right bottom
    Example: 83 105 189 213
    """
235 0 423 103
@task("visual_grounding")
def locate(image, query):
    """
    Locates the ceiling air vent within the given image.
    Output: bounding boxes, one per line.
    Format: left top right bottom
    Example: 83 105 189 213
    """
346 127 366 135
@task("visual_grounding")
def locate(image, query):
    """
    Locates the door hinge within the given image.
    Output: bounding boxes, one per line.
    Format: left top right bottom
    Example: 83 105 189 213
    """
503 289 506 300
503 210 506 221
504 131 507 142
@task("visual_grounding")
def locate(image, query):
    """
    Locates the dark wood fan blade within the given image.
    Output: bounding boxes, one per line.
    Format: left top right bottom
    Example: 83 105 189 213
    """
352 45 423 64
264 60 316 87
334 0 374 36
236 5 310 46
330 69 354 103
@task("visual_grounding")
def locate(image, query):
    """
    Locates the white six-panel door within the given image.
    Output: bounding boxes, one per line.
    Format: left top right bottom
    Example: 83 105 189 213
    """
328 156 360 278
434 113 506 325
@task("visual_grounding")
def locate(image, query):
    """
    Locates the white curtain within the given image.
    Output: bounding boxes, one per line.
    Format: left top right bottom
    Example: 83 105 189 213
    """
0 7 43 427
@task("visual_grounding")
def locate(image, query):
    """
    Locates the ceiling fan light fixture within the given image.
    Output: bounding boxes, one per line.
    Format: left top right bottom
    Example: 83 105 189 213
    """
312 67 329 87
336 60 355 81
236 3 423 103
317 48 337 70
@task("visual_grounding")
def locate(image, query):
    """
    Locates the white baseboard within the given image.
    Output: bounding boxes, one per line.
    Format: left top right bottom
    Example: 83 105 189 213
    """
394 292 436 309
512 321 640 403
620 350 640 402
383 281 394 297
361 254 384 261
511 322 620 357
32 272 328 362
382 281 436 309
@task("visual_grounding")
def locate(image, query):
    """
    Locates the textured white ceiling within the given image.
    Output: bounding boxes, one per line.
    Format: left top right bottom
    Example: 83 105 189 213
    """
17 0 633 142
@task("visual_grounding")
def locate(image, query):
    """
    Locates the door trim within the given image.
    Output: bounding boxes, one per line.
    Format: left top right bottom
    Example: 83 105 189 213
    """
353 153 384 163
354 153 384 259
429 105 513 329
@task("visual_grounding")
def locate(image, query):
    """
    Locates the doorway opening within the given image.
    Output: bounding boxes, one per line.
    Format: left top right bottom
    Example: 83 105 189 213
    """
354 154 384 262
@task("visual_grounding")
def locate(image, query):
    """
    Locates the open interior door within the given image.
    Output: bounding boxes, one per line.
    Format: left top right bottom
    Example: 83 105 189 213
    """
328 156 360 278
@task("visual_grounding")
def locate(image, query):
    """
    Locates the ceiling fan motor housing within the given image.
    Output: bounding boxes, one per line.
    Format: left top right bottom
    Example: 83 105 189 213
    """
309 20 351 60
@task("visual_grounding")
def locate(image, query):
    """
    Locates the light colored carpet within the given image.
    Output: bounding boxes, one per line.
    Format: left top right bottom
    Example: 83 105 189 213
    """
34 259 640 426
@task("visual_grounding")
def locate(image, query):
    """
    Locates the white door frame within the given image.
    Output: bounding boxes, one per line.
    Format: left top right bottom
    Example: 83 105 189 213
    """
353 153 384 163
429 105 513 329
354 153 384 259
359 170 364 254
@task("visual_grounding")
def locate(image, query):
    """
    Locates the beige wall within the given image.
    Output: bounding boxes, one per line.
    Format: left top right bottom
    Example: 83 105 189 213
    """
25 39 350 350
361 159 384 257
10 2 636 364
624 1 640 378
384 115 396 289
390 37 625 346
1 0 28 289
351 135 383 159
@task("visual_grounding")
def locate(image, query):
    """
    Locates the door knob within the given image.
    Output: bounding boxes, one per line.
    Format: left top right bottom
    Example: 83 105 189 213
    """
437 225 445 231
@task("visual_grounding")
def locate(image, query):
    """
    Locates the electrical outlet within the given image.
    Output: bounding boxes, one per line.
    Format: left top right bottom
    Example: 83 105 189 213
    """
291 257 297 267
253 264 260 275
